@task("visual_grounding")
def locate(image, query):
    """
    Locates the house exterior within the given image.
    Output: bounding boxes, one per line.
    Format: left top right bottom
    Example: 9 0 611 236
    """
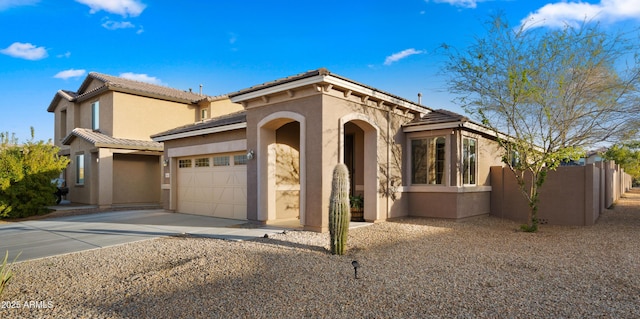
47 72 242 207
49 69 632 230
151 69 504 232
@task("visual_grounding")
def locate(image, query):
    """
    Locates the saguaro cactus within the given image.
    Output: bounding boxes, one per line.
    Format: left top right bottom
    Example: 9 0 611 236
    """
329 163 350 255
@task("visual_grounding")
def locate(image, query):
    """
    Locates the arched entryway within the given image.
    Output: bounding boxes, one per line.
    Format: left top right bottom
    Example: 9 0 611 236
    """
257 112 306 226
339 114 379 221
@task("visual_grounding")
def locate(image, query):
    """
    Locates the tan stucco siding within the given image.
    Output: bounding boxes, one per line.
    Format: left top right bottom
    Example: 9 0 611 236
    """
52 99 74 147
74 93 113 135
210 99 244 118
245 93 324 226
407 190 491 218
275 122 301 219
112 92 196 140
112 154 161 204
323 92 411 222
66 138 95 204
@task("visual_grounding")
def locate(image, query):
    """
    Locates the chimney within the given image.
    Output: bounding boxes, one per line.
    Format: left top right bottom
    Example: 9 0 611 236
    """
199 84 203 96
418 93 422 105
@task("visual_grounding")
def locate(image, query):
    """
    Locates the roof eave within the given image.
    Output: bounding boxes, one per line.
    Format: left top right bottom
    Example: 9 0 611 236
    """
74 86 110 103
229 74 325 102
93 142 164 152
152 122 247 142
230 71 430 116
47 90 76 112
403 121 464 132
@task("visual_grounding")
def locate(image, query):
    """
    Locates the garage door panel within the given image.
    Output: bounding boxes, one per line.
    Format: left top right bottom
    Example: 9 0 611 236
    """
212 203 234 219
177 156 247 219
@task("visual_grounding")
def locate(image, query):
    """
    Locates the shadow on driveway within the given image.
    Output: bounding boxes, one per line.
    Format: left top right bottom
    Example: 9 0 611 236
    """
0 209 288 263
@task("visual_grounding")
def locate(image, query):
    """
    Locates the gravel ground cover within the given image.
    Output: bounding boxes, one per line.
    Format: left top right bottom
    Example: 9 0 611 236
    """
2 190 639 318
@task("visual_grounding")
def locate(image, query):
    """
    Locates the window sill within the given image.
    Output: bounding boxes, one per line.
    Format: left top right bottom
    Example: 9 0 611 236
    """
400 185 491 193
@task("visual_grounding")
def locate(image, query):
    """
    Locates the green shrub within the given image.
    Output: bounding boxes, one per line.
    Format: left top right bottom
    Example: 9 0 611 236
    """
0 251 20 297
0 130 69 219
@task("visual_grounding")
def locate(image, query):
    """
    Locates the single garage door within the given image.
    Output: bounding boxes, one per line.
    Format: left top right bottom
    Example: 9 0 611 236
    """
177 153 247 219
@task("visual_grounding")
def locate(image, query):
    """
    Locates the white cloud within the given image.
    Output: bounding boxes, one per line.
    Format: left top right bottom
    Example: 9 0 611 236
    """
102 20 135 30
75 0 145 17
0 0 39 11
384 48 425 66
229 32 238 44
57 51 71 58
54 69 86 80
0 42 47 60
521 0 640 29
119 72 166 86
425 0 482 9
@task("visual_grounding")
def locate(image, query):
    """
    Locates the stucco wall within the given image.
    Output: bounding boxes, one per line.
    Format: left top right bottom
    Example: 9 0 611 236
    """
210 99 244 118
52 98 74 147
245 89 324 228
67 138 95 204
112 154 161 204
112 92 197 140
275 122 301 220
242 84 414 231
490 164 609 226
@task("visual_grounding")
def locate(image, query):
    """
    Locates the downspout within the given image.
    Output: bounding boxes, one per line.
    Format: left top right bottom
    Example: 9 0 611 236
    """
386 108 391 219
458 123 463 188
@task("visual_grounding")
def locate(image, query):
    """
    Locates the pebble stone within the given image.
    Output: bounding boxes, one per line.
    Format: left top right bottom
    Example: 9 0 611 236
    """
1 192 639 318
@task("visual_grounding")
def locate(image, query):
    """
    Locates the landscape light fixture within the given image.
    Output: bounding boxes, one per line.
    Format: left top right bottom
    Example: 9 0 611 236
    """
352 260 360 279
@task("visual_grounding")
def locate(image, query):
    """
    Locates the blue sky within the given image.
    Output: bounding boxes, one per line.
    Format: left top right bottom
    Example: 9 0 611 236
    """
1 0 639 142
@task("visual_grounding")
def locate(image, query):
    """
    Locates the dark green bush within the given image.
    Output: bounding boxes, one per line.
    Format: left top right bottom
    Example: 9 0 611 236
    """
0 131 69 219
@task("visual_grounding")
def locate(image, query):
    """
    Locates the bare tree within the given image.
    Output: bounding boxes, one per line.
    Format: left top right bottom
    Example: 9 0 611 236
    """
443 15 640 231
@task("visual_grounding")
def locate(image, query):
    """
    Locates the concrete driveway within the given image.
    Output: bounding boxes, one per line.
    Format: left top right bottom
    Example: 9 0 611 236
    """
0 210 288 263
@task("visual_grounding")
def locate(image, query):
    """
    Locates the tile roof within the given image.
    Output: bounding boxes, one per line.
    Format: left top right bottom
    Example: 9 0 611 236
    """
228 69 330 97
227 68 430 114
415 109 469 125
62 128 164 151
49 72 223 112
59 90 78 100
79 72 213 103
151 111 247 140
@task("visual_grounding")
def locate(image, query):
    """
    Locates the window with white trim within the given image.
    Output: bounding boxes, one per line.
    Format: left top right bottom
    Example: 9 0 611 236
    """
462 137 477 185
76 154 85 185
91 101 99 131
411 136 446 185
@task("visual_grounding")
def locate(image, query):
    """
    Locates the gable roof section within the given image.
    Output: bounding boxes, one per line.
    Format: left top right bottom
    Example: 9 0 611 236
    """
228 68 431 116
404 109 496 136
151 111 247 142
417 109 468 124
48 72 219 112
47 90 79 112
62 128 163 151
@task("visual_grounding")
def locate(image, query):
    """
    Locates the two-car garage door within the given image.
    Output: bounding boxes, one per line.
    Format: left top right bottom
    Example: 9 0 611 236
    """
176 153 247 219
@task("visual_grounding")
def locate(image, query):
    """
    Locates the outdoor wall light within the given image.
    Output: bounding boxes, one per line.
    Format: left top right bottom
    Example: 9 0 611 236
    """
247 150 255 160
163 159 169 167
352 260 360 279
